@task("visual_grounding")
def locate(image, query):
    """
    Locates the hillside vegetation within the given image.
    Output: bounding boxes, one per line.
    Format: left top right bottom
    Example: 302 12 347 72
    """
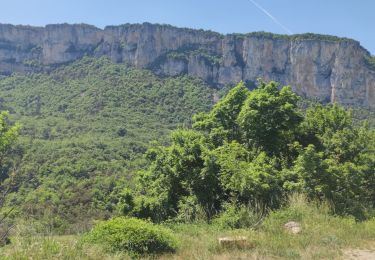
0 57 214 229
0 57 374 259
366 55 375 70
130 81 375 223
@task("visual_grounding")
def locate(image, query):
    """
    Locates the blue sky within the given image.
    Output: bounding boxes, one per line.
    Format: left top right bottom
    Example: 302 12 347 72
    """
0 0 374 54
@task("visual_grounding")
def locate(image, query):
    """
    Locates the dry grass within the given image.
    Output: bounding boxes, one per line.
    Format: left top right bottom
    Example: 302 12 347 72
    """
1 195 375 259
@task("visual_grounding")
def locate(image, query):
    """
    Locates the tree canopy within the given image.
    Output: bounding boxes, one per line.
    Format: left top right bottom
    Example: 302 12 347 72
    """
134 81 375 221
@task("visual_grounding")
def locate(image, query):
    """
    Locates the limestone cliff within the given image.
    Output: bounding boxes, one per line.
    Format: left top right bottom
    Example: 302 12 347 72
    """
0 22 374 108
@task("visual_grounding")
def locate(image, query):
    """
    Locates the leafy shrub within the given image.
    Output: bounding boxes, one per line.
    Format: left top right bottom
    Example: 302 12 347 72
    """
84 217 178 256
213 203 265 229
175 195 208 223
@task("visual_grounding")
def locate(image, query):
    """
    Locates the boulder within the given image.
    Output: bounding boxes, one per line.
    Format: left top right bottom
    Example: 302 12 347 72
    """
284 221 302 234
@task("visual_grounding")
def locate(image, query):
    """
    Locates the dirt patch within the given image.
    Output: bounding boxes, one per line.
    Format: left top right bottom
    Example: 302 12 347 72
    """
344 249 375 260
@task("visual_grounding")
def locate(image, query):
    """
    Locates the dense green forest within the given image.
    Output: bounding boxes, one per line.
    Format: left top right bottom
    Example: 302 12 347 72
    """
0 57 374 258
0 57 374 231
0 57 215 231
132 81 375 222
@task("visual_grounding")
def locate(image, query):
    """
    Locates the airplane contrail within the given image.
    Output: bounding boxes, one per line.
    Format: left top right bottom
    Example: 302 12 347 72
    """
248 0 293 35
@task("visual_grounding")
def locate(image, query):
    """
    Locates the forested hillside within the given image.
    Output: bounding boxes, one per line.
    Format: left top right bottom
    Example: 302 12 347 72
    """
0 57 214 230
0 57 374 231
0 57 374 258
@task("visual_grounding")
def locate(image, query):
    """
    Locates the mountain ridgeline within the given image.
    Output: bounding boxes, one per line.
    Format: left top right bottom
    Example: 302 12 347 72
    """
0 22 374 109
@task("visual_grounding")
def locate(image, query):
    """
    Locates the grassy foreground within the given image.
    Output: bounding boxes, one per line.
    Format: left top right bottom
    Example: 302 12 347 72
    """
1 195 375 259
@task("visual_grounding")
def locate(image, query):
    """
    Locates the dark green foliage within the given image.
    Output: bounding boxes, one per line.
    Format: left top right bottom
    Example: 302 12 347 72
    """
237 81 302 156
1 53 374 233
0 112 19 188
0 112 20 175
84 217 177 255
165 48 222 65
193 81 249 145
366 56 375 70
0 57 214 226
0 111 20 170
135 129 222 221
292 105 375 218
230 31 357 44
352 108 375 127
137 81 375 221
0 111 19 246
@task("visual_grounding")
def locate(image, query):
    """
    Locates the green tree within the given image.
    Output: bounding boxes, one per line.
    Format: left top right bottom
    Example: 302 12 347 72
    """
299 104 354 153
136 129 222 221
137 80 375 222
0 111 20 245
0 112 20 169
215 143 282 207
193 81 249 146
237 81 302 157
290 105 375 218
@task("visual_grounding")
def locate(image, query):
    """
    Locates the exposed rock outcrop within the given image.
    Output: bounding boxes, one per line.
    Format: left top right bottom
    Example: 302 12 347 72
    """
0 22 374 108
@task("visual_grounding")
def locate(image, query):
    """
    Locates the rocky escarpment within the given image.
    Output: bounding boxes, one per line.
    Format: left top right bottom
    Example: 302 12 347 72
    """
0 22 374 108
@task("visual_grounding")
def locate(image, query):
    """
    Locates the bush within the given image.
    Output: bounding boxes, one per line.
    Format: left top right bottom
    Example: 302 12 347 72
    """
175 195 208 223
213 203 265 229
139 81 375 222
84 217 178 256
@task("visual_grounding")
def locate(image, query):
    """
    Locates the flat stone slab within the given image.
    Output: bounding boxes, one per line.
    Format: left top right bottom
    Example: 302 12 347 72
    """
218 236 254 249
284 221 302 234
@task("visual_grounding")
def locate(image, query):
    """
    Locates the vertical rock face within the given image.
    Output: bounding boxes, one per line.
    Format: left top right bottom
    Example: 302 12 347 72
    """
0 22 374 109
